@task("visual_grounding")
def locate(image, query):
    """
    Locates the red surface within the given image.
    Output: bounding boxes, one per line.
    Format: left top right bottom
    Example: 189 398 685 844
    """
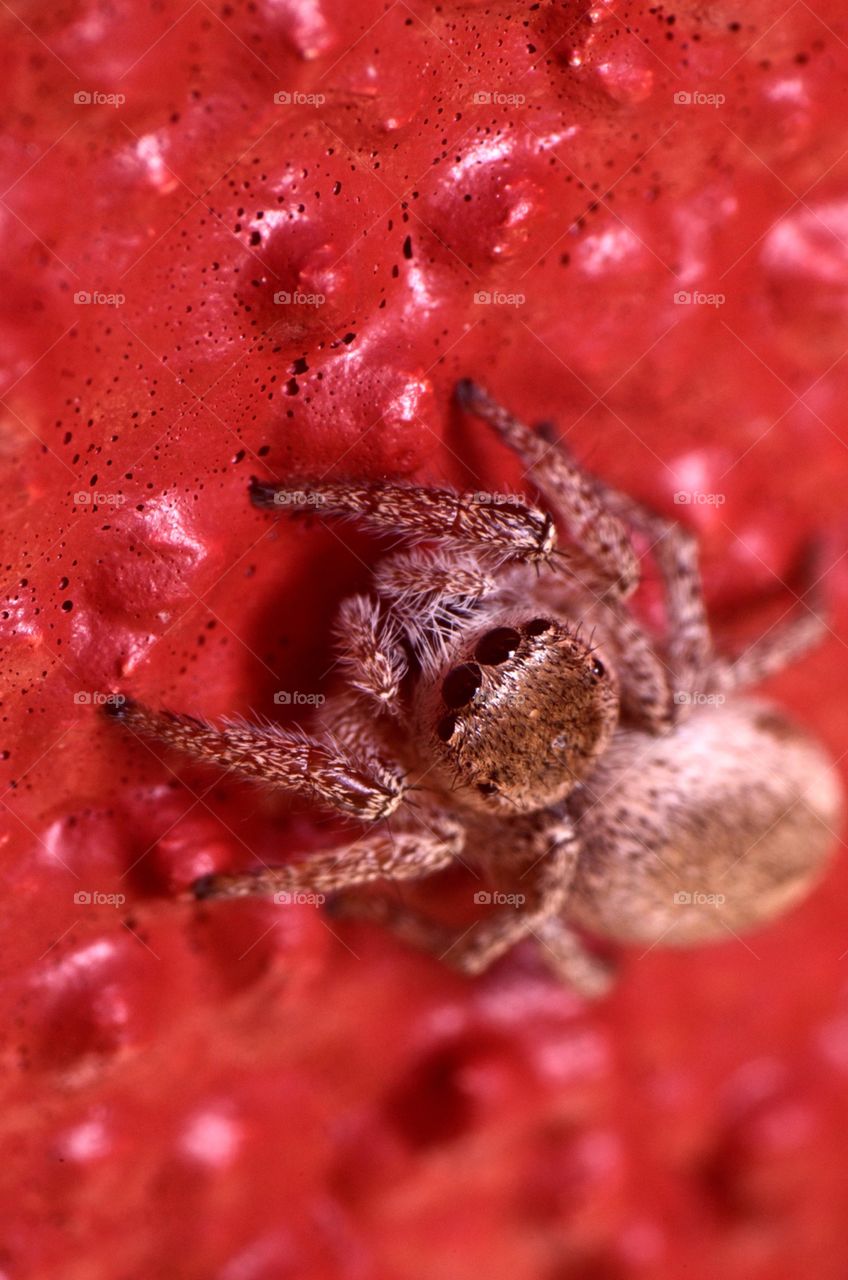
2 2 848 1277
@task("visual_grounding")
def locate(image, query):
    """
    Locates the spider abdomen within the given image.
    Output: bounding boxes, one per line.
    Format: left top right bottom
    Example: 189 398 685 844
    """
567 698 843 946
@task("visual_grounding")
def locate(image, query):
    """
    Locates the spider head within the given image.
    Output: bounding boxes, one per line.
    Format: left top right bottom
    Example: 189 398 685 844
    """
420 616 619 816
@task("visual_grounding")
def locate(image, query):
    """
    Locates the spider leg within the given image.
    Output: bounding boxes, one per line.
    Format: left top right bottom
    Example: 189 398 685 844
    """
456 381 715 715
594 600 677 733
373 546 505 677
333 550 504 710
105 696 406 821
455 380 639 595
445 814 580 974
323 892 461 955
596 491 711 713
373 546 497 622
715 611 826 691
249 476 557 566
334 594 408 717
331 812 601 989
534 439 712 711
565 523 705 729
328 830 614 998
532 917 615 998
194 811 463 900
709 547 828 693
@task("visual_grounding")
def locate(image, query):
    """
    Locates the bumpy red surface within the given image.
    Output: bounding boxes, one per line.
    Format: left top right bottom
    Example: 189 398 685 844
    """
2 2 848 1277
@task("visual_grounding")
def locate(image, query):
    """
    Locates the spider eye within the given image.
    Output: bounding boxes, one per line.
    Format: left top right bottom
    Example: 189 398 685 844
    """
524 617 552 636
436 713 460 742
591 658 606 679
442 662 483 708
477 781 498 796
474 626 520 665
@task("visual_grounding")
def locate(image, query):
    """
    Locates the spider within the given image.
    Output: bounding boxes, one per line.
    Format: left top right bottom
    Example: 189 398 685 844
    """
107 381 844 996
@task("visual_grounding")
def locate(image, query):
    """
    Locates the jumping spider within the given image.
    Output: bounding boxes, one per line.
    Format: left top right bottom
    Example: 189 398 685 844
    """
108 382 843 996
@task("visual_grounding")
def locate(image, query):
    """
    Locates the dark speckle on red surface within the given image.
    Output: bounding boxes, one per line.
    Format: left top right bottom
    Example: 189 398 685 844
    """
1 2 848 1278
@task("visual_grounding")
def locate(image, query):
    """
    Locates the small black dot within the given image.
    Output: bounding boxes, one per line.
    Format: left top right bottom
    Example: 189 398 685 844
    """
61 600 73 612
475 626 520 665
436 714 459 742
524 618 552 636
442 663 482 708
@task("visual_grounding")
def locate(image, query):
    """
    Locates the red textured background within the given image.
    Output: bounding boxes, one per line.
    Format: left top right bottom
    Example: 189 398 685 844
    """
2 2 848 1277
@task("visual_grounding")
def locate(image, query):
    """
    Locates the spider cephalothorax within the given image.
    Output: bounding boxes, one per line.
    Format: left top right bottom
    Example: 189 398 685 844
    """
417 615 619 816
107 382 844 996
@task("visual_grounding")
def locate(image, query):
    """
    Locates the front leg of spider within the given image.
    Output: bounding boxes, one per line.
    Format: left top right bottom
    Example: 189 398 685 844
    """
104 697 406 822
249 475 558 567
